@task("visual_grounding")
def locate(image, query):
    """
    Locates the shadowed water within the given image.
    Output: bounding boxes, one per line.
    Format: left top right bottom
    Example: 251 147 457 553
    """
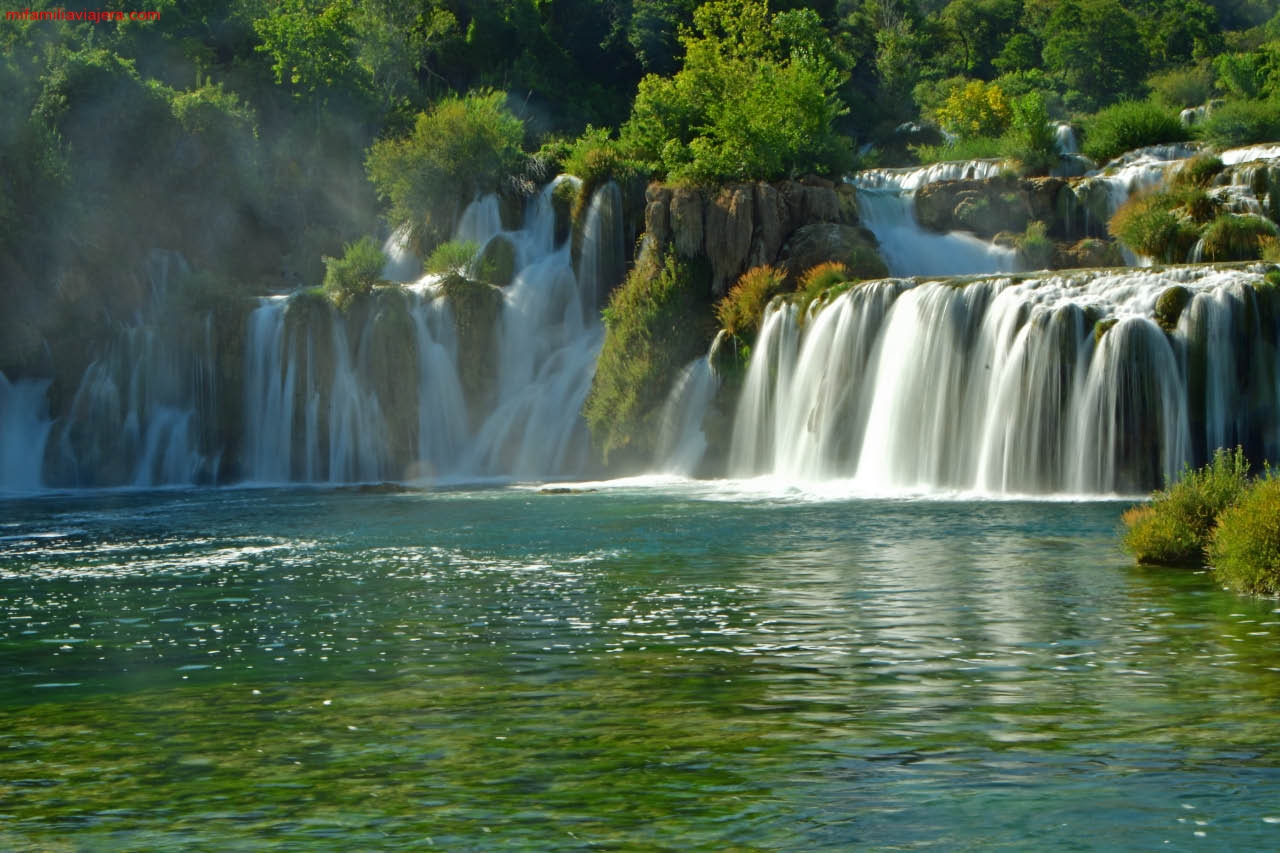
2 486 1279 850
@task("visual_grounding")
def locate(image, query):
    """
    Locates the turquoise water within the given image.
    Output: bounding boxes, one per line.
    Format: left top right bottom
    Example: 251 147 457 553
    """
2 484 1279 850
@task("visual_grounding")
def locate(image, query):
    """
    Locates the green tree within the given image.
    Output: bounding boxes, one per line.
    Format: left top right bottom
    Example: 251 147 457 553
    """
936 79 1011 139
1041 0 1147 110
365 89 525 252
620 0 851 182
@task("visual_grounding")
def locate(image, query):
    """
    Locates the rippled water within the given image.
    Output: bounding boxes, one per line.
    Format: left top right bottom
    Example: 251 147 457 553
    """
1 485 1279 850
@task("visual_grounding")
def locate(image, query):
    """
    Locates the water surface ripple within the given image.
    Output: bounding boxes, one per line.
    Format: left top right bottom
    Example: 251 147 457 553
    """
1 486 1278 850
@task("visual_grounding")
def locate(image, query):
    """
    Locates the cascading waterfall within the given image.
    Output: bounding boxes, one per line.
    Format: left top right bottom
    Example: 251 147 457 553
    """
853 162 1021 276
724 265 1279 495
0 372 52 492
44 250 219 487
240 178 620 483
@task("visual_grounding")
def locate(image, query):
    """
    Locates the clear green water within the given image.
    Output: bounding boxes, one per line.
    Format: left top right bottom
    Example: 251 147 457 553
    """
2 484 1279 851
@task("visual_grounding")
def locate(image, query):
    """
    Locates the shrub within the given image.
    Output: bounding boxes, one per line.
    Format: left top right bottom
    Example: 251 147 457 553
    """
936 79 1011 140
1209 476 1280 595
1147 65 1217 109
911 135 1004 165
366 90 525 254
795 261 851 318
1108 192 1200 262
424 240 479 275
323 236 386 309
560 125 648 219
1017 221 1055 269
1199 214 1279 261
1171 153 1225 189
1196 98 1280 149
584 250 712 463
1082 100 1189 164
715 265 788 337
1000 92 1059 176
1121 447 1250 567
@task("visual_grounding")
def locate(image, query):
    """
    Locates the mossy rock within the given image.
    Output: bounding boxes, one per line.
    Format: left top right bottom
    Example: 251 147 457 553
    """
476 235 518 287
367 289 421 472
1093 316 1118 344
551 180 575 247
439 272 503 424
1154 285 1191 332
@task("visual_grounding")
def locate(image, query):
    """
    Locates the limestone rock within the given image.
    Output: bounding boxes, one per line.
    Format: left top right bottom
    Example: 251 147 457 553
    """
670 187 704 258
705 185 755 296
778 223 887 284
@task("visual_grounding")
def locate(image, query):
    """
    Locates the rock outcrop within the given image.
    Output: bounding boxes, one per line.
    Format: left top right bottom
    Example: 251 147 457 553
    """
643 178 870 295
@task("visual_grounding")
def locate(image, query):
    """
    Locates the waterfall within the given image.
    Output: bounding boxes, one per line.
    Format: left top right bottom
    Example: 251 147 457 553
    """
239 179 622 484
853 162 1021 277
46 251 219 488
1054 123 1079 155
723 265 1277 495
465 182 608 479
0 372 52 493
653 333 725 476
380 224 421 283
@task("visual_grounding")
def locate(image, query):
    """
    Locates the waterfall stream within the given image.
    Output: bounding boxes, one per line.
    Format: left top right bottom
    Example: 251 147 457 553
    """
722 266 1278 495
239 179 616 483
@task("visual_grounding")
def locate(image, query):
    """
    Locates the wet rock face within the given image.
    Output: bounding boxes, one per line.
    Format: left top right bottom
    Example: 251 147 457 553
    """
644 178 863 296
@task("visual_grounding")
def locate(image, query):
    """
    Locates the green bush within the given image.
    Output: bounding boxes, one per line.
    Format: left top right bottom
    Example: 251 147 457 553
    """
1147 65 1217 109
1017 221 1055 269
715 265 788 337
1082 100 1189 163
365 90 525 254
795 261 851 318
1171 153 1225 189
1108 192 1201 262
584 250 712 463
1199 214 1279 261
425 240 479 275
560 125 648 219
323 236 386 309
1196 97 1280 148
1000 92 1059 176
1209 476 1280 594
911 135 1004 165
1121 447 1250 567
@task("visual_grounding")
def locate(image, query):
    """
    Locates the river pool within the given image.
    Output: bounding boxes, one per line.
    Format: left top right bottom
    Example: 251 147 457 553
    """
1 483 1278 850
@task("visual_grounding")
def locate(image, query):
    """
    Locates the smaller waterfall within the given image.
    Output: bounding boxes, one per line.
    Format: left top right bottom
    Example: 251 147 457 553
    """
1054 123 1079 155
49 251 219 487
0 372 52 492
653 334 725 476
381 224 421 283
